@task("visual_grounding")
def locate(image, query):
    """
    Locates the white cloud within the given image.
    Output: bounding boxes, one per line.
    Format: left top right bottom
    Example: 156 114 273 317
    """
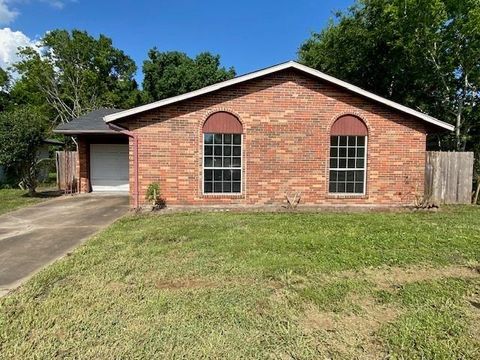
0 27 38 69
0 1 75 25
0 1 18 25
41 0 74 9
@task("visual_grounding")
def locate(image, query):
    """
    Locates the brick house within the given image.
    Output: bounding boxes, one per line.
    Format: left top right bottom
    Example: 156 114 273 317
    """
55 61 453 208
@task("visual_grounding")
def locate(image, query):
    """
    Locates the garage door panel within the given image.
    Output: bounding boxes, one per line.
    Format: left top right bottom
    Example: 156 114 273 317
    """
90 144 129 192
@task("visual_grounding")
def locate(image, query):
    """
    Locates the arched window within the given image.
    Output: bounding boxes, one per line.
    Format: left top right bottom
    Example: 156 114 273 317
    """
329 115 368 194
203 112 243 194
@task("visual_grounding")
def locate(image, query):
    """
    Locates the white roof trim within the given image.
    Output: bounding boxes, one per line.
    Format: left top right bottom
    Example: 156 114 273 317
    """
104 61 454 131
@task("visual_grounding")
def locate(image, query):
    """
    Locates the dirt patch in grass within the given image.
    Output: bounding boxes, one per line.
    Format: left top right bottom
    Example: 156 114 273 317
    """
298 264 480 358
301 295 401 359
336 264 479 290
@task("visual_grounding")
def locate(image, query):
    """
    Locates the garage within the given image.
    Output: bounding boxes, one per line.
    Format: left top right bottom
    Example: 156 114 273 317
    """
90 144 129 192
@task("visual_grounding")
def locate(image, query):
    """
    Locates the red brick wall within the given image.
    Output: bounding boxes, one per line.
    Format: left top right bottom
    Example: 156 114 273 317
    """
115 69 428 207
77 137 90 193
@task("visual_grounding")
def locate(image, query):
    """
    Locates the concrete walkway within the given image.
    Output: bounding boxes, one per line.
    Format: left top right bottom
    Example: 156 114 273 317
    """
0 194 128 296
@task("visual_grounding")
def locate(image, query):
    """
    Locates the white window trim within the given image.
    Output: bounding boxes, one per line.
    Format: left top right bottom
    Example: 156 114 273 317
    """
202 133 243 195
328 135 368 196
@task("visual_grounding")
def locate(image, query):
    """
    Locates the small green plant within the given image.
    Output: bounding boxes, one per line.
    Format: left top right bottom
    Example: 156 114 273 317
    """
145 182 165 209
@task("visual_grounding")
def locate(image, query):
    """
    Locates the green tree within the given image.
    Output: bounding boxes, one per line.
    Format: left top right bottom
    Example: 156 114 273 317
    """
0 107 49 195
12 30 141 124
143 50 235 101
0 67 10 111
299 0 480 152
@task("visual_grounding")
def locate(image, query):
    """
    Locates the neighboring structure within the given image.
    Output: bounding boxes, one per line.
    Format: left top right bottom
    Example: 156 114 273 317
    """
54 61 454 208
0 138 63 184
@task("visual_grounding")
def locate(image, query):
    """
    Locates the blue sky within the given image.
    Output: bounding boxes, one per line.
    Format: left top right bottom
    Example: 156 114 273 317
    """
0 0 354 83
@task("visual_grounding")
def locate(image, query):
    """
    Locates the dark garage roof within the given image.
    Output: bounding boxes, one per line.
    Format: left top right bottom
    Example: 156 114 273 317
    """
54 108 124 134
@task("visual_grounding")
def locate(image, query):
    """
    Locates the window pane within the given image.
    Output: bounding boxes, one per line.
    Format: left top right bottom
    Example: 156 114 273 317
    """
355 183 364 193
357 137 365 146
339 136 347 146
232 170 241 181
348 159 356 168
329 170 338 182
214 158 222 167
214 182 222 192
356 159 365 168
330 147 338 157
204 134 213 144
233 146 241 156
223 158 231 167
355 171 364 182
223 170 232 181
348 148 356 157
224 134 232 144
224 146 231 156
347 171 354 181
204 146 213 156
214 146 222 156
204 182 213 193
330 159 337 168
232 182 241 192
204 157 213 167
329 182 337 193
339 159 347 168
214 170 222 181
348 136 356 146
331 136 339 146
357 148 365 157
204 170 213 181
223 182 232 193
214 134 223 144
232 157 241 167
339 148 347 157
338 171 346 181
233 134 241 145
338 183 346 193
346 183 354 193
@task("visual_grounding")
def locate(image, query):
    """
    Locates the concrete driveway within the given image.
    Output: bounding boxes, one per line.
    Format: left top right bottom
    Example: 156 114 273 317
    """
0 194 128 296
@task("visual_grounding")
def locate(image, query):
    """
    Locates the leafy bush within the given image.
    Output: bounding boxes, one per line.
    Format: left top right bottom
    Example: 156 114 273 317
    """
145 182 165 209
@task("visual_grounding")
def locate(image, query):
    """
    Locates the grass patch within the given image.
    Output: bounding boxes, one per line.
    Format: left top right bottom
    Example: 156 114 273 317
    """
0 188 60 215
297 279 372 313
0 207 479 358
379 278 480 359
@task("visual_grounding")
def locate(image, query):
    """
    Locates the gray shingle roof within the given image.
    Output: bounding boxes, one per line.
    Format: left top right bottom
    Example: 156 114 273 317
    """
54 108 124 134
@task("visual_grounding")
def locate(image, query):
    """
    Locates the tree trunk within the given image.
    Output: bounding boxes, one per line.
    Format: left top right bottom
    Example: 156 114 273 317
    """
455 98 464 151
27 186 37 197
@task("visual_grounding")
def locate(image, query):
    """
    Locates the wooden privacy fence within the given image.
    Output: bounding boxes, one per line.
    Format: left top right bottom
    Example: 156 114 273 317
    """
425 151 474 204
56 151 78 193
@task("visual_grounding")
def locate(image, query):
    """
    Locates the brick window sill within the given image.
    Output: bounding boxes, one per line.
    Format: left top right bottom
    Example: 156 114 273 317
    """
325 194 369 200
200 194 245 199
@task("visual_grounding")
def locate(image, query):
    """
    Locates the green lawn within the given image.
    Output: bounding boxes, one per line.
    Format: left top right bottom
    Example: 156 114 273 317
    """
0 189 48 215
1 207 479 358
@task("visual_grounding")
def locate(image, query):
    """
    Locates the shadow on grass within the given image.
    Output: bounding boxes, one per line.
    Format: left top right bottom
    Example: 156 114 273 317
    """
21 189 63 199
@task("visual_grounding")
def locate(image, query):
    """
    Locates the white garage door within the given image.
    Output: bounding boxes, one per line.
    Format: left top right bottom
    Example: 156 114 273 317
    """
90 144 129 192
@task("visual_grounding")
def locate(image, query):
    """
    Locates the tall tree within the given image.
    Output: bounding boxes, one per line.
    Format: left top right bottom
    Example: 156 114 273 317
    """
299 0 480 152
12 30 141 124
143 50 235 101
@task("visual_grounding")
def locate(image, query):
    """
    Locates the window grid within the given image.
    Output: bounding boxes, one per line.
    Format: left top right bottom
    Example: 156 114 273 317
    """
203 133 242 194
329 135 367 194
